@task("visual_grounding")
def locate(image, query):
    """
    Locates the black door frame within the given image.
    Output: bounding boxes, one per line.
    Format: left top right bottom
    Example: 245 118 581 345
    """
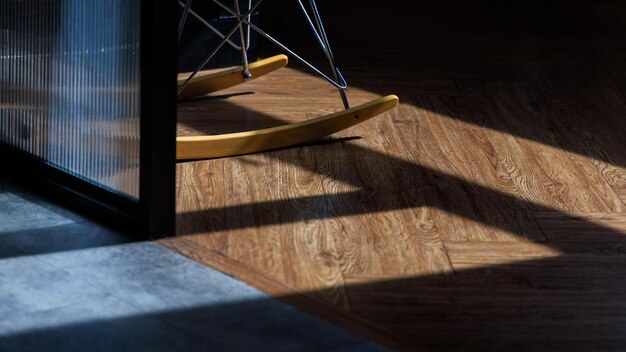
138 0 177 238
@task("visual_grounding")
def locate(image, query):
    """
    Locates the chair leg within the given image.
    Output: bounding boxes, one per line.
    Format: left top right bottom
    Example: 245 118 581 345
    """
174 0 400 160
233 0 252 80
178 0 193 43
307 0 349 109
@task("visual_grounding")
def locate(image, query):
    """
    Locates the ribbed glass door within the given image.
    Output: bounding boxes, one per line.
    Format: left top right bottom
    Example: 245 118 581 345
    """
0 0 141 198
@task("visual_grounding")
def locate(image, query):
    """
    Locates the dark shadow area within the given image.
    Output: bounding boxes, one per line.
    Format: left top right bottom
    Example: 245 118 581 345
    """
177 91 255 103
176 136 361 163
1 227 625 351
177 93 290 135
0 295 383 352
177 1 260 72
0 222 137 260
256 0 626 170
0 175 139 259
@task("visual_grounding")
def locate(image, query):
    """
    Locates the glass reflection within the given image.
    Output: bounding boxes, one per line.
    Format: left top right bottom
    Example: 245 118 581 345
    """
0 0 141 198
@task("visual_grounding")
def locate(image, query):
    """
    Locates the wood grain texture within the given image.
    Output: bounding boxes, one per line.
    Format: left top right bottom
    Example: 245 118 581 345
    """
534 212 626 254
476 82 626 213
389 96 546 242
538 59 626 206
158 236 433 352
163 1 626 350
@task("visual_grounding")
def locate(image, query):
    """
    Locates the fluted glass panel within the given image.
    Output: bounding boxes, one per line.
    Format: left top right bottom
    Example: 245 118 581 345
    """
0 0 141 198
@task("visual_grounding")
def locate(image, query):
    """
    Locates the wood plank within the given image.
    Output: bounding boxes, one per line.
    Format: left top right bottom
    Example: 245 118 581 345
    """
179 148 350 308
344 267 626 351
157 236 432 352
342 237 626 349
175 160 229 253
389 96 545 242
534 212 626 254
444 241 561 270
538 60 626 206
465 82 626 213
308 104 453 278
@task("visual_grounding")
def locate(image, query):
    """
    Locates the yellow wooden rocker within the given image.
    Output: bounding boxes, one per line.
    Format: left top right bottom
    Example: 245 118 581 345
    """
176 0 399 160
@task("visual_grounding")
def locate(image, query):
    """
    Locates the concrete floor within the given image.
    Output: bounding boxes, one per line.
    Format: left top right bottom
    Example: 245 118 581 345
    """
0 177 383 352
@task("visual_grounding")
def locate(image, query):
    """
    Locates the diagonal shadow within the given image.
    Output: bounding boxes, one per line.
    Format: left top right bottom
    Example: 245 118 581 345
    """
2 234 625 351
255 0 626 170
176 139 624 255
163 241 626 350
172 134 626 349
0 291 395 351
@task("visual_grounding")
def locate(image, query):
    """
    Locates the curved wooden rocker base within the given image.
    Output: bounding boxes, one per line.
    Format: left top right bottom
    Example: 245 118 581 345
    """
177 95 399 160
177 54 289 100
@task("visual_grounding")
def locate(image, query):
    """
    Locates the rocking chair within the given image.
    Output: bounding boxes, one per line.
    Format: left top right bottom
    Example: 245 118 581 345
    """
175 0 399 160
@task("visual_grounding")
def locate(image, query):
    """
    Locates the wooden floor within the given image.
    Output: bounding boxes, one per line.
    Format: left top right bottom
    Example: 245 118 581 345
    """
160 2 626 351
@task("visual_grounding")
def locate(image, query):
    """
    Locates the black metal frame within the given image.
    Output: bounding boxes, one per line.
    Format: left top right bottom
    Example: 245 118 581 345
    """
0 0 177 238
138 0 177 238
